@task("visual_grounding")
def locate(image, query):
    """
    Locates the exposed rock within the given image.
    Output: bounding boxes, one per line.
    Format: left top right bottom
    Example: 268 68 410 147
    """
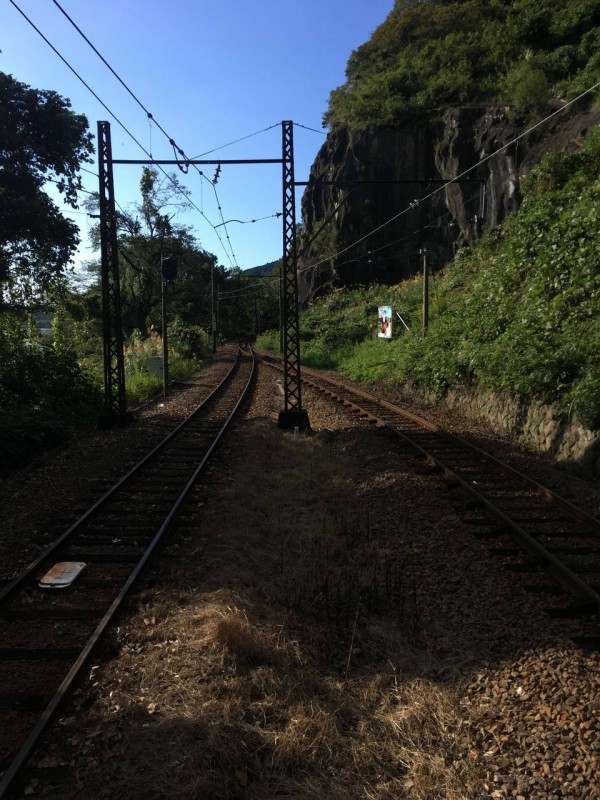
300 106 600 301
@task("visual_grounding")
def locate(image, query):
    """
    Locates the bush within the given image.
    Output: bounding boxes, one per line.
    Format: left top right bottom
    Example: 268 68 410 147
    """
0 310 103 473
506 60 551 111
324 0 600 128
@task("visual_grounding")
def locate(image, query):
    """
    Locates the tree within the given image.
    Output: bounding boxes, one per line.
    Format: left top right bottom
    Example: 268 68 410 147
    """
0 71 94 304
86 167 218 336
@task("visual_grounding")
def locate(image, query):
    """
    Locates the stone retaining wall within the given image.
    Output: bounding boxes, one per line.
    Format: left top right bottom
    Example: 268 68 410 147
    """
443 386 600 477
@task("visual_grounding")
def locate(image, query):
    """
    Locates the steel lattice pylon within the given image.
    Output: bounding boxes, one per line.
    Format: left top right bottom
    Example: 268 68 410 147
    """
279 121 309 429
98 121 129 425
95 119 305 429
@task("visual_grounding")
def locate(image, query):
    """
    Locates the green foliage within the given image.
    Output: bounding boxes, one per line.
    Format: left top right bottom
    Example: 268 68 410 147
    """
324 0 600 128
122 327 205 406
255 330 280 351
285 132 600 428
0 311 101 416
0 309 102 473
505 59 552 111
167 318 210 360
0 71 93 301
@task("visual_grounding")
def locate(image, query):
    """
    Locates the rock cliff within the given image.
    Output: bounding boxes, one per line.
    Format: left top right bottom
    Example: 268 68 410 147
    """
299 106 600 301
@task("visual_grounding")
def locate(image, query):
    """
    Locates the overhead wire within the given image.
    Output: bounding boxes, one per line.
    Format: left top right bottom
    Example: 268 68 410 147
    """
50 0 272 270
298 187 357 259
190 124 281 159
218 270 281 298
215 212 282 227
14 0 238 268
294 122 327 136
79 166 99 179
298 188 481 276
218 278 278 299
218 284 263 299
7 0 150 161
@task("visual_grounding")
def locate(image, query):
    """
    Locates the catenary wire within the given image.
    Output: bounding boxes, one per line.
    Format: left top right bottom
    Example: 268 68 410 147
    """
14 0 237 268
294 122 327 136
50 0 270 270
298 188 481 275
190 124 281 159
7 0 150 162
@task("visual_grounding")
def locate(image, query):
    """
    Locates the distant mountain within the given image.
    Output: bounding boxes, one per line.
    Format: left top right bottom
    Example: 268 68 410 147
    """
242 259 280 278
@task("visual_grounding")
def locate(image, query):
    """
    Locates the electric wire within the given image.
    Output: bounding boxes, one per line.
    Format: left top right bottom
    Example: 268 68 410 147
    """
190 124 281 159
218 272 281 298
50 0 261 270
7 0 150 161
293 122 326 136
298 188 357 259
46 176 95 196
299 189 481 275
299 80 600 276
9 0 233 266
215 212 282 228
218 285 263 299
15 0 237 268
297 181 474 272
353 189 480 261
218 280 277 299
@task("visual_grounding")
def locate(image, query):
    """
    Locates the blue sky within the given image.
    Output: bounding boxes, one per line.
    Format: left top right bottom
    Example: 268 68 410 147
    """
3 0 393 273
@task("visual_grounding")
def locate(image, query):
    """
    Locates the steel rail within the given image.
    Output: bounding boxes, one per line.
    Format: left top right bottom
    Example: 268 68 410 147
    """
300 364 600 534
256 350 600 610
0 350 242 606
0 349 256 798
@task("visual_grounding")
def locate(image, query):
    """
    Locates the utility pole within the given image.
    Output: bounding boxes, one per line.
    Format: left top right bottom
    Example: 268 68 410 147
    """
211 263 216 353
161 277 169 396
421 248 429 337
161 256 177 396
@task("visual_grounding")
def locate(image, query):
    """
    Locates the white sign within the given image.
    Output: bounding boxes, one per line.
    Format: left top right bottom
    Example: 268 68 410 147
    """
377 305 392 339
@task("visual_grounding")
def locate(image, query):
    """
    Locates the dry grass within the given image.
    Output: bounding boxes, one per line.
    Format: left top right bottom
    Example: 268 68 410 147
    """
59 421 483 800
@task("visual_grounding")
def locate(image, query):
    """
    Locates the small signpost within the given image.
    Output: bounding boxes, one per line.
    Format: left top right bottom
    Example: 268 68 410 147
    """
377 305 393 339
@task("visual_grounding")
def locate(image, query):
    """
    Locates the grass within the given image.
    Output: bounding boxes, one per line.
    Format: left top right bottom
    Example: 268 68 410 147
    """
124 329 205 406
125 356 201 406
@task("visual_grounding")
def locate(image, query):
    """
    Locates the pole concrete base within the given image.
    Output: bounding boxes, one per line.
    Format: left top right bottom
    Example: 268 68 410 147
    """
277 408 310 432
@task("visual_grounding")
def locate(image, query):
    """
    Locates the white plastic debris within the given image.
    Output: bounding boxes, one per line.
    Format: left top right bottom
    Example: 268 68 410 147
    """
39 562 86 589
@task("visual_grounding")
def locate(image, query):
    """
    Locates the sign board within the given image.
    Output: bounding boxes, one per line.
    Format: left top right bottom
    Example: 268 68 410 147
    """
161 256 178 285
148 356 164 378
377 305 392 339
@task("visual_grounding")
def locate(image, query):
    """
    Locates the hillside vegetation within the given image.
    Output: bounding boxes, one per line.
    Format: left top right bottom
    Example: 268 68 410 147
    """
259 129 600 428
325 0 600 128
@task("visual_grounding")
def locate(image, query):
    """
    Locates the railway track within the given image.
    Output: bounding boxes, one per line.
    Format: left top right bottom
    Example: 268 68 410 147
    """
0 346 255 798
258 350 600 622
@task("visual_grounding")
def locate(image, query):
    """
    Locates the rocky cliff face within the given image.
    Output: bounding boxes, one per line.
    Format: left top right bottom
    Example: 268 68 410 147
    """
299 106 600 301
